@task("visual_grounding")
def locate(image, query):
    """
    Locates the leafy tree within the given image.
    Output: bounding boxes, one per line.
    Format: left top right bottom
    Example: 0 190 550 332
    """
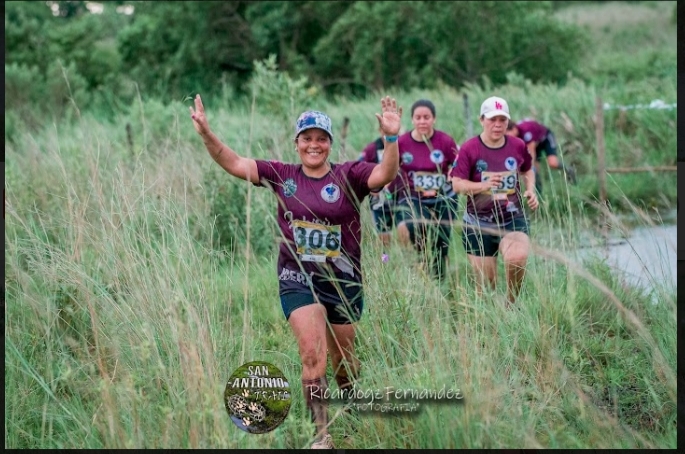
312 1 588 95
5 0 591 114
5 2 56 73
47 12 125 91
245 1 353 77
45 1 89 18
416 1 587 86
117 2 258 100
312 2 428 96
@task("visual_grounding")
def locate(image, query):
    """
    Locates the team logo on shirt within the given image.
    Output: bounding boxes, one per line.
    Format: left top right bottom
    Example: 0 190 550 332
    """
321 183 341 203
430 149 444 164
282 178 297 198
523 132 533 142
504 157 517 171
476 159 488 173
401 152 414 164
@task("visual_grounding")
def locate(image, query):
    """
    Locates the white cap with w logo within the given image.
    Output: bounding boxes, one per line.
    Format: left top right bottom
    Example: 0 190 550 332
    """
480 96 510 119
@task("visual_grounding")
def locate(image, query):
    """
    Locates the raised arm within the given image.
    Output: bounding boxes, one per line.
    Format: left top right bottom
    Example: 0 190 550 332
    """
190 94 259 184
367 96 403 190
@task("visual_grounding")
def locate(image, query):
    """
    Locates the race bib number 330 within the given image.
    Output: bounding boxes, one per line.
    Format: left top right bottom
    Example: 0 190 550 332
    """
292 220 342 262
412 172 445 193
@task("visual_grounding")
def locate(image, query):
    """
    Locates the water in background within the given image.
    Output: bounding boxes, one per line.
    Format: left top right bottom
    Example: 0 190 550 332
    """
576 224 677 303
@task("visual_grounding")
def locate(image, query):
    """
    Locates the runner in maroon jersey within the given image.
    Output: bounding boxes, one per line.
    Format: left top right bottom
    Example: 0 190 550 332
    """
506 118 576 195
450 96 538 307
395 99 459 281
358 127 404 246
190 94 403 449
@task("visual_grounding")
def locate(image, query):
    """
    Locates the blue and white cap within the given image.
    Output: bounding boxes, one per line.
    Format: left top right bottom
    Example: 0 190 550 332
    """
295 111 333 141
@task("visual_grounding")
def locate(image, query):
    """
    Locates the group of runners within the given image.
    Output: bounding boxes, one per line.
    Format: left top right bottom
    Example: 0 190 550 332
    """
190 93 575 448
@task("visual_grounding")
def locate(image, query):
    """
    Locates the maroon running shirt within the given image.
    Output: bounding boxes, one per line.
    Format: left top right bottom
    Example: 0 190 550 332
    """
255 160 376 293
397 130 459 202
515 119 548 144
450 135 532 225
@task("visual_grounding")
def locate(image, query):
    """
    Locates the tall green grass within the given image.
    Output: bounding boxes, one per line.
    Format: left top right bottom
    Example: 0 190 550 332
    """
5 2 676 448
5 82 676 449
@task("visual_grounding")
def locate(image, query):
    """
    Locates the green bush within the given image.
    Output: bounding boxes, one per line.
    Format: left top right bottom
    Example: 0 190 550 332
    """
4 63 47 134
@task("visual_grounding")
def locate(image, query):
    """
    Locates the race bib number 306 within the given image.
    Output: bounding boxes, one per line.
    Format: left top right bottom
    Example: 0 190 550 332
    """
292 220 342 262
412 172 445 193
481 171 517 200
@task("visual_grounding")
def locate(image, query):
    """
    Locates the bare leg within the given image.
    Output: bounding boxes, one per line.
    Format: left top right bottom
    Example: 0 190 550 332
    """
548 155 577 184
546 155 560 169
289 304 330 439
396 222 412 247
499 232 531 306
326 323 359 397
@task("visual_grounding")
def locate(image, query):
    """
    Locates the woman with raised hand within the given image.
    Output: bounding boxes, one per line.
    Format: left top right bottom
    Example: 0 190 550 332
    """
190 95 402 449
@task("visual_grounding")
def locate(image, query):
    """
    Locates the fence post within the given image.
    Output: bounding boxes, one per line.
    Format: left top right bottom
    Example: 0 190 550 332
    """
339 117 350 162
463 93 473 139
595 96 609 247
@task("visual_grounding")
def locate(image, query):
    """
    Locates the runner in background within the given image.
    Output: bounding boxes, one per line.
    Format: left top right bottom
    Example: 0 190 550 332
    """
395 99 459 281
358 126 404 246
506 118 576 195
451 96 538 307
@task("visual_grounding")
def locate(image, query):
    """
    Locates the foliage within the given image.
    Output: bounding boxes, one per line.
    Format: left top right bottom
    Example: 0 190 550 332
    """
6 1 591 104
310 2 588 96
245 1 354 79
4 2 677 448
248 55 316 124
117 2 258 100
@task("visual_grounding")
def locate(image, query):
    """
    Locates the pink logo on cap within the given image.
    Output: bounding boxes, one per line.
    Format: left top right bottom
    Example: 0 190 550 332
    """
495 101 503 110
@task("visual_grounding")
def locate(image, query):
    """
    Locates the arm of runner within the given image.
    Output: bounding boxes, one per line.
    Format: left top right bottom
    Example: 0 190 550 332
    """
452 175 503 196
527 141 538 162
521 168 539 210
190 94 259 184
367 96 403 190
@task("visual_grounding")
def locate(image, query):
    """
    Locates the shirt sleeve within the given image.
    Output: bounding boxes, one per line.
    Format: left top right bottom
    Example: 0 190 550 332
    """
360 141 377 162
347 161 377 198
449 145 472 180
254 159 283 188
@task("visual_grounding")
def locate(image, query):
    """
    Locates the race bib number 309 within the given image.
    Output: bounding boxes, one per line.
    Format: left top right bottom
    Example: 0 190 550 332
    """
292 220 342 262
481 171 517 200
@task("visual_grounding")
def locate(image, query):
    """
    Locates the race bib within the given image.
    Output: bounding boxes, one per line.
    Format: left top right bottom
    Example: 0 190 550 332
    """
412 172 446 193
482 171 517 200
292 220 342 262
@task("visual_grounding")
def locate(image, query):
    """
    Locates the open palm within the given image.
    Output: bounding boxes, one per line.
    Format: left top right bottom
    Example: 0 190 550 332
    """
375 96 403 136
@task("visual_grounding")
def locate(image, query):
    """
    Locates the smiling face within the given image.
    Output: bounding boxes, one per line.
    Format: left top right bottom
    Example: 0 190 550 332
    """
480 115 509 145
411 106 436 138
295 128 332 173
